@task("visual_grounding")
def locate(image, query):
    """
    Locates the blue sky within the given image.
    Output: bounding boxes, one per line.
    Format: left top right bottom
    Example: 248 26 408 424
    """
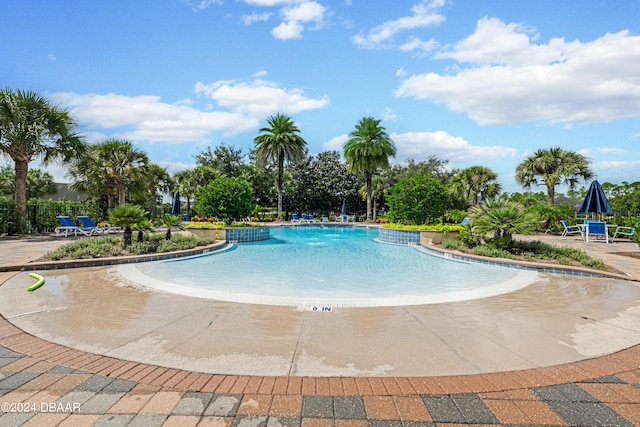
2 0 639 194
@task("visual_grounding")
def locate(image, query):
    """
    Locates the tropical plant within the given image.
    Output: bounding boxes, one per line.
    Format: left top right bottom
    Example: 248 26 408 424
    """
159 214 183 240
359 176 387 220
195 143 247 177
386 174 447 225
0 166 56 199
343 116 396 221
514 147 593 206
144 163 171 218
0 88 85 232
469 198 532 249
254 113 307 221
196 176 254 225
132 218 155 243
108 204 148 246
448 165 501 207
100 139 149 206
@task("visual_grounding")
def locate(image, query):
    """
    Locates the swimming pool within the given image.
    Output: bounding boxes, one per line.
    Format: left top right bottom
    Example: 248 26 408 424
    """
118 225 538 307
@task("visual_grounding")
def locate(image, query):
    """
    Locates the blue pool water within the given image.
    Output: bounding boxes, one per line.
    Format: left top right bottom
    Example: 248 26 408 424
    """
121 226 537 306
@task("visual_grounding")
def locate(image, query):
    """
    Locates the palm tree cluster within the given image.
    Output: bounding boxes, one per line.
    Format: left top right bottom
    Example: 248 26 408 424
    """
3 87 605 235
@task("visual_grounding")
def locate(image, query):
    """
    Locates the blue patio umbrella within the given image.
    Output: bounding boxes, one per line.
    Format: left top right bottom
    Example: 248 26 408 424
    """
577 180 613 217
341 198 347 215
171 191 181 215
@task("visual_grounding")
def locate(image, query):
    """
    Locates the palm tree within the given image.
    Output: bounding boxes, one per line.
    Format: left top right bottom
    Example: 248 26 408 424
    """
108 204 148 246
0 88 85 232
470 198 532 249
515 147 593 206
254 113 307 221
101 139 149 206
69 143 116 208
449 166 501 207
343 116 396 221
358 176 387 220
144 163 171 218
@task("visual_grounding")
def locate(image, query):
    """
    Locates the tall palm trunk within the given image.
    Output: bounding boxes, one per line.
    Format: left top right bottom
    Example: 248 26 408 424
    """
277 152 284 221
366 174 372 221
106 185 116 209
117 180 126 205
14 159 28 232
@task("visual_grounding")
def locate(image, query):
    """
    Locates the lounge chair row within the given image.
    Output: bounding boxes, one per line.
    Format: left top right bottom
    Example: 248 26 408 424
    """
560 219 636 243
55 216 121 237
291 214 353 223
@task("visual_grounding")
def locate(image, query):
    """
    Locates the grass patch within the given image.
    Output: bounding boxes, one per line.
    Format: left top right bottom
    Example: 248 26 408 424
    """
47 233 213 260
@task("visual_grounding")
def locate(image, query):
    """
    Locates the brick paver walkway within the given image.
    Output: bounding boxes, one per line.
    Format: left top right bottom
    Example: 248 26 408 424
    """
2 311 640 425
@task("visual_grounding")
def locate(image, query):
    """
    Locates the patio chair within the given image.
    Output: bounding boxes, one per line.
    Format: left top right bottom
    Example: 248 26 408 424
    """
301 214 309 223
78 215 121 234
341 214 348 222
291 214 300 223
585 220 609 243
322 217 329 222
613 224 637 241
55 216 96 237
560 220 584 239
183 213 191 222
308 215 317 223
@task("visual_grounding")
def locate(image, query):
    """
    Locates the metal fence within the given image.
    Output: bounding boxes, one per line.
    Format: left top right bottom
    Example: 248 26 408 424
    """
0 200 105 235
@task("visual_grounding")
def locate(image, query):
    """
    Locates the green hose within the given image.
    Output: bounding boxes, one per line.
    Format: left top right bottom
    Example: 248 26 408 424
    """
27 273 45 292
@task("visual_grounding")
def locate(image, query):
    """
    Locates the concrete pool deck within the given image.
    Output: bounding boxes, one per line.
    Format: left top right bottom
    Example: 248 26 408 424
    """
1 232 640 425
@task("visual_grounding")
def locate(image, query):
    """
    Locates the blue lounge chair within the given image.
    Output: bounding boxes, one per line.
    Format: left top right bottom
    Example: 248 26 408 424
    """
308 215 316 223
301 214 309 223
55 216 97 237
585 220 609 243
291 214 300 223
560 220 584 239
613 224 636 241
78 215 121 234
322 217 329 222
183 213 191 222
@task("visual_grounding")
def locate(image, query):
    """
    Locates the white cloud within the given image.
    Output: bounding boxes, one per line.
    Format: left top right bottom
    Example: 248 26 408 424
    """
351 0 446 50
241 0 327 40
322 134 348 152
399 36 437 54
52 92 257 144
390 131 517 163
396 19 640 125
50 76 329 146
282 1 325 23
272 20 304 39
195 77 329 116
597 160 640 170
180 0 222 12
242 0 291 5
243 12 272 25
380 107 397 122
598 147 626 155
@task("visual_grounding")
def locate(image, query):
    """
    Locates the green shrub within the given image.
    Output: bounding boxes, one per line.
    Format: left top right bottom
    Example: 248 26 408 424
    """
472 245 513 258
386 174 447 224
441 238 464 250
196 176 254 225
45 234 213 260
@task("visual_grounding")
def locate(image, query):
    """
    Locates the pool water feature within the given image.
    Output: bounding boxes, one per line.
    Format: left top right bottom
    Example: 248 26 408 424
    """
119 226 538 307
